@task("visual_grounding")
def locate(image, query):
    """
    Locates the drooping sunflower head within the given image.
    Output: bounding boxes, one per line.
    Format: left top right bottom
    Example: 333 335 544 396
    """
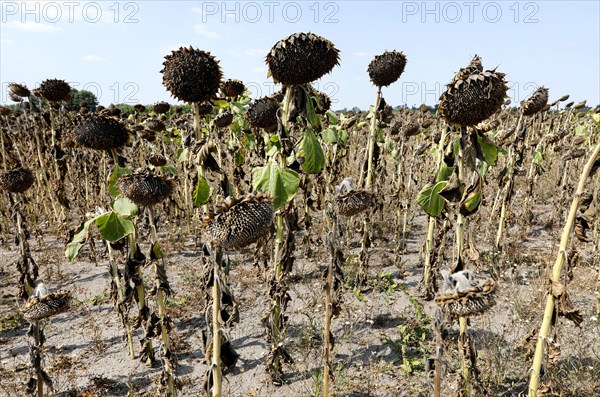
8 83 31 98
266 32 340 86
367 50 407 87
1 167 35 193
118 171 175 207
221 79 246 98
438 55 508 127
72 114 131 150
246 96 280 131
37 78 72 102
521 86 549 116
161 46 222 103
153 101 171 114
203 193 274 249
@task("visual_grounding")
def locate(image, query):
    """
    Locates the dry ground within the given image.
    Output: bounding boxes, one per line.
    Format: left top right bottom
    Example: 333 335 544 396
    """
1 203 599 396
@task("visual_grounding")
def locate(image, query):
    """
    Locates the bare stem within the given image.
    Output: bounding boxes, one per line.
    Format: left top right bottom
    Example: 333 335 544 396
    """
424 128 448 294
107 243 135 359
212 248 223 397
365 87 381 190
33 321 43 397
127 230 154 365
528 142 600 396
193 102 201 140
495 114 524 250
323 214 338 397
148 206 176 396
456 126 469 395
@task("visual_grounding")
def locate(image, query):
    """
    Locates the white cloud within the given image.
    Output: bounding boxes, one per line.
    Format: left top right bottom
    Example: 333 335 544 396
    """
82 55 105 63
4 21 60 33
353 51 370 57
253 67 267 74
194 24 219 38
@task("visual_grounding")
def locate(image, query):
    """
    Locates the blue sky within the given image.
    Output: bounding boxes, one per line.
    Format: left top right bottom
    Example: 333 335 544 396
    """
1 1 599 109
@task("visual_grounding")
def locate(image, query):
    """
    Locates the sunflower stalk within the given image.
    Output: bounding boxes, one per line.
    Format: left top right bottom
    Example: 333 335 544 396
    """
357 86 382 285
528 142 600 396
107 243 135 359
147 205 177 396
268 86 294 382
424 127 448 297
456 126 471 395
323 212 338 397
495 114 524 250
0 122 6 172
32 321 44 397
211 247 223 397
14 199 35 299
193 102 202 141
127 231 154 364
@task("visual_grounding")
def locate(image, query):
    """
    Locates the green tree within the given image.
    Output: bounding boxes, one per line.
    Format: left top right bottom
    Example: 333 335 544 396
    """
66 89 98 111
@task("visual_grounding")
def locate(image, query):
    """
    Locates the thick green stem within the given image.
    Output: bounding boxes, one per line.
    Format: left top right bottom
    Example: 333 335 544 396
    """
528 142 600 396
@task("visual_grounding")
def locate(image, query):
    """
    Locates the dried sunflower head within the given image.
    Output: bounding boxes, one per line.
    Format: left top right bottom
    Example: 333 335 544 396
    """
118 172 175 206
214 111 233 128
1 167 35 193
8 83 31 98
221 79 245 98
246 96 279 131
266 32 340 85
367 50 407 87
161 46 222 103
37 79 72 102
435 270 496 318
521 86 549 116
203 193 274 249
197 102 214 116
22 284 72 322
72 114 130 150
334 177 373 216
438 55 508 127
145 118 166 132
403 122 421 137
153 101 171 114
